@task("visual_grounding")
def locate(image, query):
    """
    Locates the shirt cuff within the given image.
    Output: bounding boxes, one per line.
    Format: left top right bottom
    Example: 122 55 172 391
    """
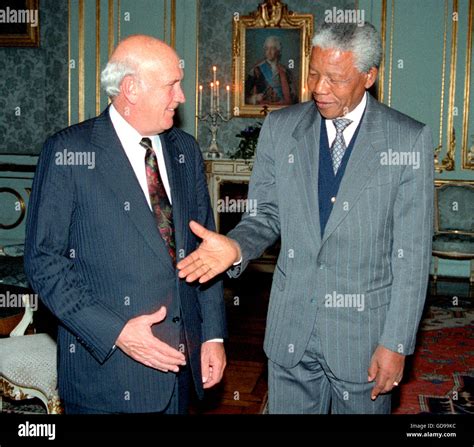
205 338 224 343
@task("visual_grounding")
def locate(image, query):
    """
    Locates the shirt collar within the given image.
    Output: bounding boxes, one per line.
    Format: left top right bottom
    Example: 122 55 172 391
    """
333 91 367 127
109 104 156 148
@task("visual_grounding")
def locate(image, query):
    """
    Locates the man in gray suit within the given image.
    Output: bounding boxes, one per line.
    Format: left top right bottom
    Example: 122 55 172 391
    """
178 22 434 414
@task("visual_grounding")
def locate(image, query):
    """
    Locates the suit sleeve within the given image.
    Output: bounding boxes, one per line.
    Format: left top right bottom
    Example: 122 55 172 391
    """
379 125 434 355
194 143 227 342
227 113 281 274
24 136 127 363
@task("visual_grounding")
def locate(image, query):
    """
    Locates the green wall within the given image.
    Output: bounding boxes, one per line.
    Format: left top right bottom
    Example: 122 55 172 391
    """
69 0 197 134
2 0 472 279
360 0 474 277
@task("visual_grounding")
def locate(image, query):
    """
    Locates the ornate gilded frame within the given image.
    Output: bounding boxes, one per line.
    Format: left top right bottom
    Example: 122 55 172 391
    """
0 0 39 47
232 0 313 117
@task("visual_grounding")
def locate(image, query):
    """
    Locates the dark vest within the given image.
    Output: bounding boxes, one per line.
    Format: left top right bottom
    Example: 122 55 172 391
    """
318 118 363 237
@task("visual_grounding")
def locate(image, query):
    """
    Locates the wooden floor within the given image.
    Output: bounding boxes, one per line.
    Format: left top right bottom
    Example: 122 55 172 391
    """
191 274 473 414
190 270 271 414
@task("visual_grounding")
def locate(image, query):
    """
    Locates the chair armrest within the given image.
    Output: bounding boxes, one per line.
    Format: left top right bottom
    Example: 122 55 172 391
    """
10 294 34 337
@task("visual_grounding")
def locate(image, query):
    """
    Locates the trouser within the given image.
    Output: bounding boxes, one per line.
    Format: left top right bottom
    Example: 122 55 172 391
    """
268 327 391 414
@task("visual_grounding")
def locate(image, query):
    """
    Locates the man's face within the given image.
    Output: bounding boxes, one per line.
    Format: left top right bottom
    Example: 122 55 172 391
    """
135 54 185 134
307 46 377 119
264 44 279 62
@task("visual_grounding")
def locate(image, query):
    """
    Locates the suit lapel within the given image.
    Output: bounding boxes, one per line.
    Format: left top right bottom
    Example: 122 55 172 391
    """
160 130 188 257
92 109 175 273
321 95 388 245
292 102 322 247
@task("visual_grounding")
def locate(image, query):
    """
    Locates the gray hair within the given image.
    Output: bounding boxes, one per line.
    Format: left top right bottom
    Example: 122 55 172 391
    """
311 22 382 72
100 59 143 98
264 35 281 52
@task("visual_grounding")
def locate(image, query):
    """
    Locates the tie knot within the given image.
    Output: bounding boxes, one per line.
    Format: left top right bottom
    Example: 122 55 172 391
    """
333 118 352 133
140 137 153 151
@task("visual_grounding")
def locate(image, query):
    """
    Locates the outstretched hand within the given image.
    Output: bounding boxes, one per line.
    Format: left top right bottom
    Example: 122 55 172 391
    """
177 220 241 283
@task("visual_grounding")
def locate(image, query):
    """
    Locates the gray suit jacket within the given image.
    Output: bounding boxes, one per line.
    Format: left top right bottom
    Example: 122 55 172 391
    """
228 94 434 382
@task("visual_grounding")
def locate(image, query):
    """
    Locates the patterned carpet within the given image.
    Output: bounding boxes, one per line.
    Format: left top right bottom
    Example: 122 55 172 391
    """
392 285 474 414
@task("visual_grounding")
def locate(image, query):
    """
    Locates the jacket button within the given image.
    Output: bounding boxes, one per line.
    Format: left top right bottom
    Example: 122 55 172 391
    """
172 316 181 323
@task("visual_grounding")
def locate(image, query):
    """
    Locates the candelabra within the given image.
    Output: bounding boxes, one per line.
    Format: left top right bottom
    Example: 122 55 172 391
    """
197 66 233 159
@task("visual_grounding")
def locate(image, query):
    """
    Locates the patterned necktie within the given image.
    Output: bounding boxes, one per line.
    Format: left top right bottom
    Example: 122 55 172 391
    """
330 118 353 174
140 137 176 264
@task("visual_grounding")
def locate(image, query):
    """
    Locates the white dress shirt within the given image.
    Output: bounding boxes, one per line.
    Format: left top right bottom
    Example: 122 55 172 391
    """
109 105 223 344
325 91 367 147
109 105 172 207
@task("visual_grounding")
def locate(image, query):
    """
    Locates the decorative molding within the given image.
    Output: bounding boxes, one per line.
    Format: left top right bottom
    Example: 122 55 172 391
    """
378 0 387 103
171 0 176 49
387 0 395 107
195 0 200 139
164 0 167 44
68 0 72 126
438 0 449 153
117 0 121 43
461 0 473 170
434 178 474 186
96 0 101 116
108 0 114 58
0 187 26 230
435 0 458 173
78 0 85 122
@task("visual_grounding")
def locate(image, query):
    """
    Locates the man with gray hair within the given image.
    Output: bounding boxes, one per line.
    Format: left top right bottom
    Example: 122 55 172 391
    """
178 22 434 414
25 35 227 414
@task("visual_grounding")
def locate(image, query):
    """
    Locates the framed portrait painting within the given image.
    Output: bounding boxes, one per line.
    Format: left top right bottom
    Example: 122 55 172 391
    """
232 0 313 117
0 0 39 47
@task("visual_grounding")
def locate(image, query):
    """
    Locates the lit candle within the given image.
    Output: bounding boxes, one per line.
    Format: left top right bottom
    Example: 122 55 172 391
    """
198 85 203 116
216 80 220 111
226 85 230 115
210 82 214 114
212 65 217 85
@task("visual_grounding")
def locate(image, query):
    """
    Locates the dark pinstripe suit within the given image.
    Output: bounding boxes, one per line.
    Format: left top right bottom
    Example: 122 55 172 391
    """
24 108 226 413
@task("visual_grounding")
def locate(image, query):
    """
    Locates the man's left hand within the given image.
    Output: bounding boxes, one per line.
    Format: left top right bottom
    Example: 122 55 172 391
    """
201 341 226 389
368 345 405 400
